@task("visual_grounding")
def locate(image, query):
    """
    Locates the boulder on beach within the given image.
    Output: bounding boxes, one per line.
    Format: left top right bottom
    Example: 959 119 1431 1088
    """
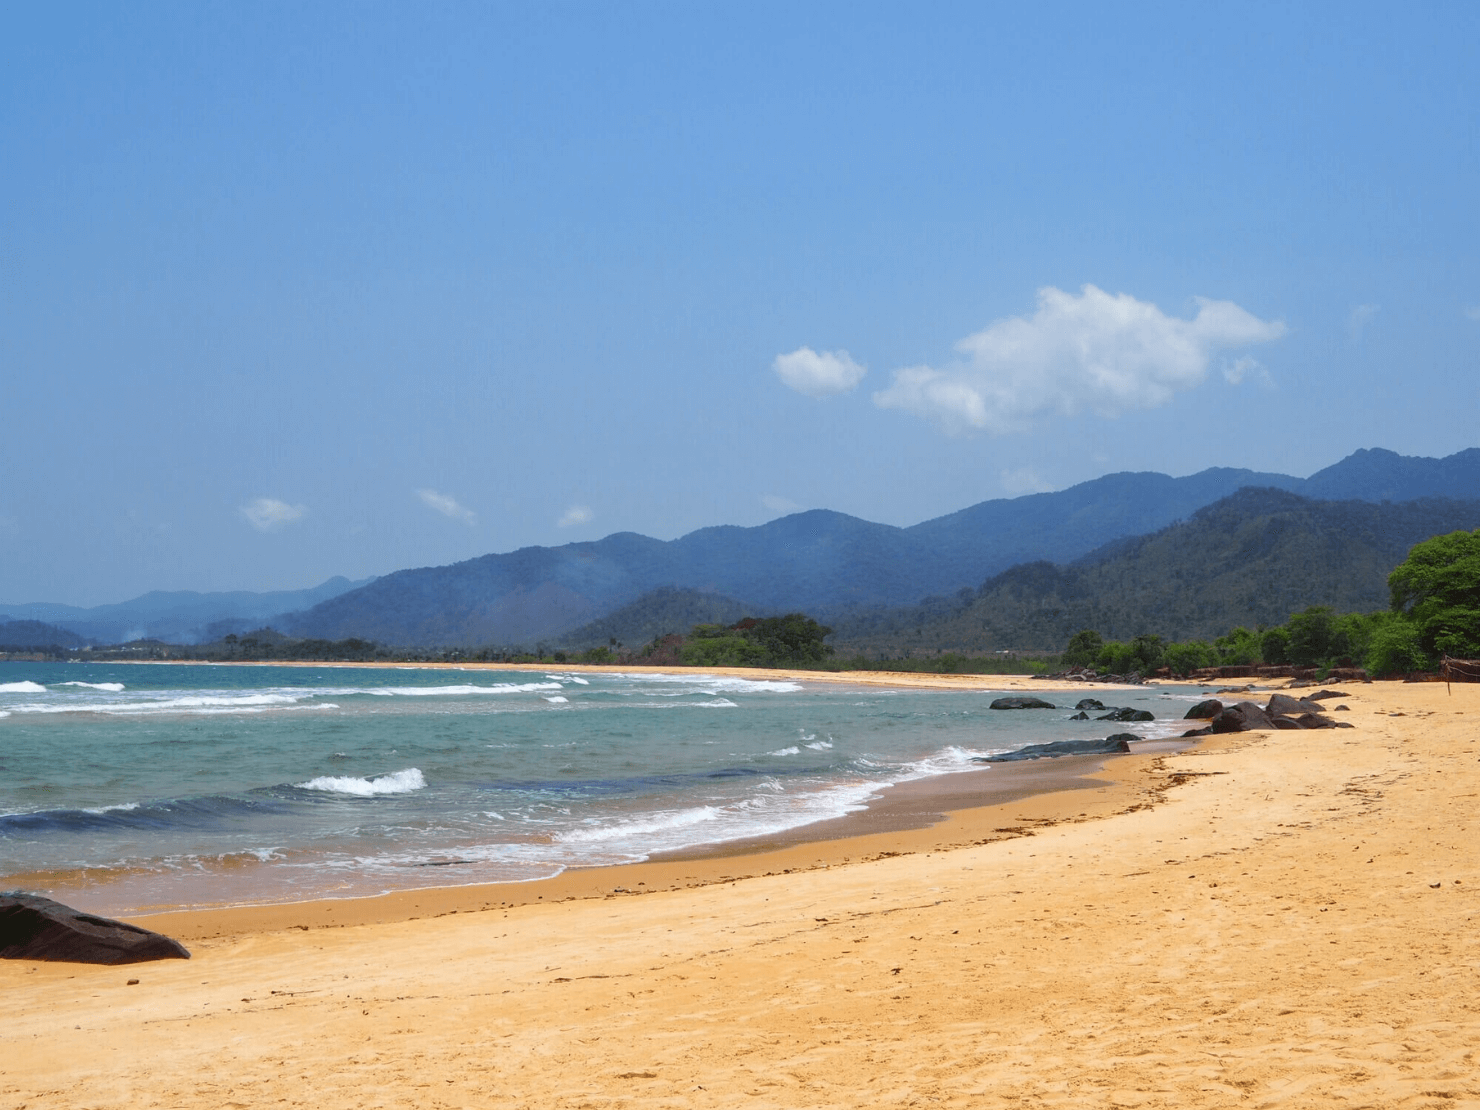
974 735 1133 763
1211 701 1275 733
989 696 1057 710
1185 699 1224 719
0 892 191 965
1267 693 1327 718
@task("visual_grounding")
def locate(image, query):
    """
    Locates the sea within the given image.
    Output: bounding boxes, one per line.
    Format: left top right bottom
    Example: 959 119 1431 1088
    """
0 663 1197 913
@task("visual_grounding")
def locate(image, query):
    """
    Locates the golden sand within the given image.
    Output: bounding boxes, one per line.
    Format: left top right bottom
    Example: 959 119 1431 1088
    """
4 675 1478 1108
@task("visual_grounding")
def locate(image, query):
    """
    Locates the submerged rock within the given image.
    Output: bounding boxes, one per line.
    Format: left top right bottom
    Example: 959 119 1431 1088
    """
974 735 1133 763
1075 698 1105 711
1096 707 1155 722
989 696 1057 710
0 893 191 965
1069 711 1090 720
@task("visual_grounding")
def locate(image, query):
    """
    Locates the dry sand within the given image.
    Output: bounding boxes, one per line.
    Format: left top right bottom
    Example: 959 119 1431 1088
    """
4 675 1479 1108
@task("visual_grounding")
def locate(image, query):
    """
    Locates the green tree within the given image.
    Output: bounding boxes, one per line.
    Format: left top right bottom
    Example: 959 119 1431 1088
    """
1164 639 1216 676
1285 606 1338 667
1214 626 1260 665
1388 529 1480 659
1061 629 1104 668
1261 626 1291 665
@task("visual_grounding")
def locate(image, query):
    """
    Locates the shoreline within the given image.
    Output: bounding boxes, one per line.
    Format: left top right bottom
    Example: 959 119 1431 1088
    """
8 679 1476 1106
6 665 1193 928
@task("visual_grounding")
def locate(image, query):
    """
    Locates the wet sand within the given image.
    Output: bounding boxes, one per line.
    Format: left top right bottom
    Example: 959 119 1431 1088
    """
5 675 1478 1107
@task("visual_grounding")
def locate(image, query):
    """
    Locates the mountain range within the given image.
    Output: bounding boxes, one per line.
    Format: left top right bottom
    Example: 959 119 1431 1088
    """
282 446 1480 648
5 447 1475 651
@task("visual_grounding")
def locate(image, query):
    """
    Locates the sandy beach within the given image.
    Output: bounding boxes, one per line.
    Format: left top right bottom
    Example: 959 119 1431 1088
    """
4 671 1478 1108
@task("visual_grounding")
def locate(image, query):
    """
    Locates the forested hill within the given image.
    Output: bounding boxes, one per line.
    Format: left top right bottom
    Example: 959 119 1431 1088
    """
831 490 1480 654
284 446 1480 648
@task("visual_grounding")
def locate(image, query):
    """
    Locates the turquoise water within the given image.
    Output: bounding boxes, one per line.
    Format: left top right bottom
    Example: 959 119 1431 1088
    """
0 663 1193 911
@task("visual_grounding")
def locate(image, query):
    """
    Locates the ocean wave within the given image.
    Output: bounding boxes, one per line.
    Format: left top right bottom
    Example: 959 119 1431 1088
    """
696 698 738 708
57 681 126 691
805 739 834 750
544 695 569 704
0 681 47 694
0 792 288 835
767 746 800 756
613 672 805 694
5 691 324 716
367 683 563 697
898 744 1003 779
556 805 721 844
294 767 426 796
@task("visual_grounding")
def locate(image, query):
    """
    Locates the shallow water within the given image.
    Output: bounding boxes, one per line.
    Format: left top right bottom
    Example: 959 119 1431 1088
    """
0 663 1199 910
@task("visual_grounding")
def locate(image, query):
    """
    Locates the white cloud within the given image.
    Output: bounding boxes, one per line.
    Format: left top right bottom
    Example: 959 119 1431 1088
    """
1222 355 1274 388
1465 305 1480 321
1348 303 1379 340
872 284 1287 434
558 504 593 528
998 468 1056 496
241 497 306 532
772 346 866 397
416 488 476 524
761 494 803 516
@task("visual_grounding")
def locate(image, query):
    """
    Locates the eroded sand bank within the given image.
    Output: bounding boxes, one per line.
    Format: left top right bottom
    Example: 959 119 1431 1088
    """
4 676 1478 1108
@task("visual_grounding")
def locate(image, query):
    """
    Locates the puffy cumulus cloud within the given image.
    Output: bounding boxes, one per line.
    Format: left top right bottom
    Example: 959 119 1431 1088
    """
558 504 593 528
241 497 306 532
1223 355 1275 388
416 488 475 524
761 493 802 516
872 285 1286 434
772 346 866 397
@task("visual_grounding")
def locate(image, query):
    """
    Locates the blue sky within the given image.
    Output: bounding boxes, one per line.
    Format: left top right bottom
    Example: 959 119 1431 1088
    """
3 1 1478 606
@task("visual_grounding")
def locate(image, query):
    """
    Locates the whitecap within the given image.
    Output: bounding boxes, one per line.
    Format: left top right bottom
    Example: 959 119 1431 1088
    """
767 746 801 756
371 683 563 697
295 767 426 796
0 681 47 694
805 739 834 750
57 681 126 692
544 695 569 704
556 805 721 844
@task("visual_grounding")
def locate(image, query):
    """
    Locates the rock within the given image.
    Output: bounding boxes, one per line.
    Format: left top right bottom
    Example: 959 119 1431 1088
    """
1211 701 1274 733
1182 726 1213 737
0 893 190 964
1271 716 1305 729
974 735 1133 763
989 696 1057 710
1267 693 1326 717
1305 689 1352 701
1334 705 1350 711
1096 707 1155 722
1296 712 1353 730
1185 699 1224 719
1075 698 1105 711
1069 711 1090 720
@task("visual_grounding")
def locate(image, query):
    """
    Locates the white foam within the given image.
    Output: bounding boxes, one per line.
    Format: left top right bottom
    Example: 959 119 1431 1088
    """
696 698 738 708
897 744 1003 780
0 681 47 694
613 672 805 694
58 681 126 691
767 746 800 756
805 739 834 750
369 682 563 697
296 767 427 796
544 695 569 704
81 802 140 815
557 805 721 844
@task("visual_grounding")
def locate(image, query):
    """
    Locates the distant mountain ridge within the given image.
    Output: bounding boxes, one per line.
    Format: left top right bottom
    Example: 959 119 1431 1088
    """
832 488 1480 653
282 446 1480 648
0 576 375 645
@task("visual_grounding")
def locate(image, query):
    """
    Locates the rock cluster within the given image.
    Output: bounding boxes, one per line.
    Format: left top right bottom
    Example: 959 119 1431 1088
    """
1180 692 1355 735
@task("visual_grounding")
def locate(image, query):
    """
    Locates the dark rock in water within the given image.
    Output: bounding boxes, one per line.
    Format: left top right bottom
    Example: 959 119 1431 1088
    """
989 696 1057 710
1069 711 1090 720
1075 698 1105 711
0 892 190 964
1097 707 1155 722
1211 701 1274 733
1185 699 1224 719
974 736 1132 763
1267 693 1326 717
